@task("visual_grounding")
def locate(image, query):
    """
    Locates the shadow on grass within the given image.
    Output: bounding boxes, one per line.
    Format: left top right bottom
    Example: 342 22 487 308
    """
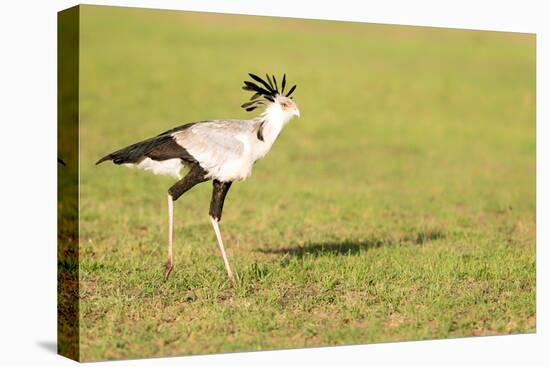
257 239 384 258
256 229 446 258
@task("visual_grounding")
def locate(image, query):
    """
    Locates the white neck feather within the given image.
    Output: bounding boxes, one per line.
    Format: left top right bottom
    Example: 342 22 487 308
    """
251 103 294 160
260 103 293 144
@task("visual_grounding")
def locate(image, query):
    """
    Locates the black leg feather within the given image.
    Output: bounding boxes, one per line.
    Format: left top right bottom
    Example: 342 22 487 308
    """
168 165 208 201
209 180 232 221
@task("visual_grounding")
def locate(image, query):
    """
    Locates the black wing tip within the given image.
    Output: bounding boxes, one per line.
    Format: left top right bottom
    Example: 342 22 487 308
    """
95 155 112 165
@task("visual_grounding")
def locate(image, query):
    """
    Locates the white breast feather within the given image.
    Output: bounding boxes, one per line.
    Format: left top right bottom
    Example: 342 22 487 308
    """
126 158 184 179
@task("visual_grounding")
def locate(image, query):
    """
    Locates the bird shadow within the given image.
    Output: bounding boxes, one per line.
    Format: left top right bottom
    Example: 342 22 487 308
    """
256 229 445 259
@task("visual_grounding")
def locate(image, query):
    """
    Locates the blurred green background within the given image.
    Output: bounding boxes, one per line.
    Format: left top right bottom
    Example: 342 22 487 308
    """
76 5 535 361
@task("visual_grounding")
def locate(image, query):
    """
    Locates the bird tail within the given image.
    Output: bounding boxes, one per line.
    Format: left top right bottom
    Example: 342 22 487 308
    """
96 136 171 165
96 144 140 165
96 145 139 165
95 154 113 165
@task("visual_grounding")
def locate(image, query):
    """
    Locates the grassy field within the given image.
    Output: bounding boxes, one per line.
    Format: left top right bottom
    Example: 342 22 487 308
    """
74 5 535 361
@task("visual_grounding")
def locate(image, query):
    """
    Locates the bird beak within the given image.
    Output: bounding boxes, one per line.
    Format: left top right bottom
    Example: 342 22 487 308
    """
295 108 301 117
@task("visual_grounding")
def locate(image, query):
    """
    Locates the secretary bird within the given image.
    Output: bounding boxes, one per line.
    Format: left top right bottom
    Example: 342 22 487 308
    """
96 73 300 283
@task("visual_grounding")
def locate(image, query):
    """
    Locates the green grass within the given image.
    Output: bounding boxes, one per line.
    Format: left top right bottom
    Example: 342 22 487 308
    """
74 5 535 361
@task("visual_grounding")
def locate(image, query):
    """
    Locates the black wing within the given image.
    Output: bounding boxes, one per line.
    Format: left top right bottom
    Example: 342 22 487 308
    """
96 129 197 166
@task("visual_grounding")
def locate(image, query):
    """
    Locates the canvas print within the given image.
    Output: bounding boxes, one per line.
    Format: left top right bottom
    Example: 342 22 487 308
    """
58 5 536 362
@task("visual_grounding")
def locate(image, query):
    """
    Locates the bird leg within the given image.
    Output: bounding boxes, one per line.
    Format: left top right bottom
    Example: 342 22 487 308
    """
164 165 208 280
165 193 174 280
210 216 234 283
209 180 235 283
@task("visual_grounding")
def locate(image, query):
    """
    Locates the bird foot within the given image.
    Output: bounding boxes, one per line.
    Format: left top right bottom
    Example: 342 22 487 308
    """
164 261 174 281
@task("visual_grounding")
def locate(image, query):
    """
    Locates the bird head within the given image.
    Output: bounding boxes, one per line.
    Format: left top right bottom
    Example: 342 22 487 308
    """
275 94 300 118
241 73 300 120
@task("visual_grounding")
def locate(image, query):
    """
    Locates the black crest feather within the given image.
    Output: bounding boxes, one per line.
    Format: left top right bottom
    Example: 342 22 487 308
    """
241 72 298 112
272 75 278 93
249 73 273 92
265 74 274 89
285 84 297 97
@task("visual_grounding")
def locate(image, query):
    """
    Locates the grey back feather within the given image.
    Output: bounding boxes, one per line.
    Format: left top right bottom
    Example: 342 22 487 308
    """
172 119 261 174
